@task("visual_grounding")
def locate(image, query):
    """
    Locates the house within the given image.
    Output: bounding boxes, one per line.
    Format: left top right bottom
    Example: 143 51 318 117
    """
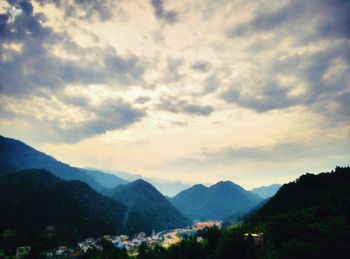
114 243 125 249
16 246 31 258
56 246 68 256
45 226 56 238
244 233 264 246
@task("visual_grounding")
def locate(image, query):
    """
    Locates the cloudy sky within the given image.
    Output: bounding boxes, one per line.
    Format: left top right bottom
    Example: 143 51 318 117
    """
0 0 349 188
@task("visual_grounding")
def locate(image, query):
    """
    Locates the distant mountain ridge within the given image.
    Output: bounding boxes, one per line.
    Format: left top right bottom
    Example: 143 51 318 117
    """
251 183 281 198
95 169 192 197
110 179 189 234
0 135 191 197
0 135 127 192
171 180 262 220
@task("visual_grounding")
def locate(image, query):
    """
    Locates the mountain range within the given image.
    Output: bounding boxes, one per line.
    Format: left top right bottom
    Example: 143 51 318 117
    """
0 135 190 197
0 135 189 241
0 135 111 192
250 184 281 199
171 181 263 220
94 169 192 197
0 135 280 242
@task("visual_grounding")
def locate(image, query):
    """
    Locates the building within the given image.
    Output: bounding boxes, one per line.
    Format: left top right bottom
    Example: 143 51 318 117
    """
45 226 56 238
16 246 31 258
194 221 222 230
244 233 264 246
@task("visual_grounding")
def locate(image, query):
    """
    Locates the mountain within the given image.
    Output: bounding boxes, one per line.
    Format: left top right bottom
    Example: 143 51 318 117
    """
247 166 350 258
171 181 263 220
84 169 129 188
0 135 127 191
250 184 281 199
99 169 191 197
102 170 143 181
0 169 128 247
109 179 189 234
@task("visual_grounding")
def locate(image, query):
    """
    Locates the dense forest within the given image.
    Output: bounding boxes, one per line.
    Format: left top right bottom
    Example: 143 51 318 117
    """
171 181 262 220
109 179 189 234
133 166 350 259
1 165 349 258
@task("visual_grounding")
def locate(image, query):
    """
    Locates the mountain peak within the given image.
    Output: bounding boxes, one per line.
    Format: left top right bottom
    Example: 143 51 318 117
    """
192 183 207 189
212 180 243 190
109 178 189 234
131 178 155 188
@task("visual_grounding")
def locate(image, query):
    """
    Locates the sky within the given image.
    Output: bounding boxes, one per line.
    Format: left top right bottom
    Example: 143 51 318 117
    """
0 0 349 188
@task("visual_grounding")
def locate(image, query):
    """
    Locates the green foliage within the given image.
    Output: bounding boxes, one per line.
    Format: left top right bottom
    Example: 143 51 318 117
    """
246 166 350 259
110 179 189 235
83 239 128 259
136 226 257 259
136 166 350 259
0 169 127 252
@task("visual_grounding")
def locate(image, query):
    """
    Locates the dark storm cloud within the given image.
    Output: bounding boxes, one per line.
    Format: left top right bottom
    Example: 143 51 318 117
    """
59 99 145 143
190 61 211 73
222 0 350 124
221 81 298 113
221 43 350 122
1 97 146 143
157 98 214 116
227 0 350 41
0 0 145 97
150 0 178 24
0 0 147 143
228 1 304 37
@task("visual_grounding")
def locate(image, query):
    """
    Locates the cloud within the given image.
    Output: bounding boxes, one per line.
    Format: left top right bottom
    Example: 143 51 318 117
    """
162 57 184 83
0 0 145 98
157 98 214 116
173 140 350 168
221 80 298 113
202 74 220 94
221 0 350 125
60 99 145 143
221 44 350 123
227 0 350 42
0 0 147 143
0 97 146 143
135 96 151 104
228 1 304 37
150 0 178 24
190 61 211 73
37 0 117 21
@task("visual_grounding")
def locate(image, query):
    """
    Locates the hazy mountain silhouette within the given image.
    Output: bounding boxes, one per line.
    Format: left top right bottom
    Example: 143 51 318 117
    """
96 169 191 197
171 181 262 220
0 135 127 192
251 184 281 199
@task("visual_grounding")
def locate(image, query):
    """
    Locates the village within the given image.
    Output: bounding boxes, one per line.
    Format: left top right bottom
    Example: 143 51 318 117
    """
13 221 224 258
